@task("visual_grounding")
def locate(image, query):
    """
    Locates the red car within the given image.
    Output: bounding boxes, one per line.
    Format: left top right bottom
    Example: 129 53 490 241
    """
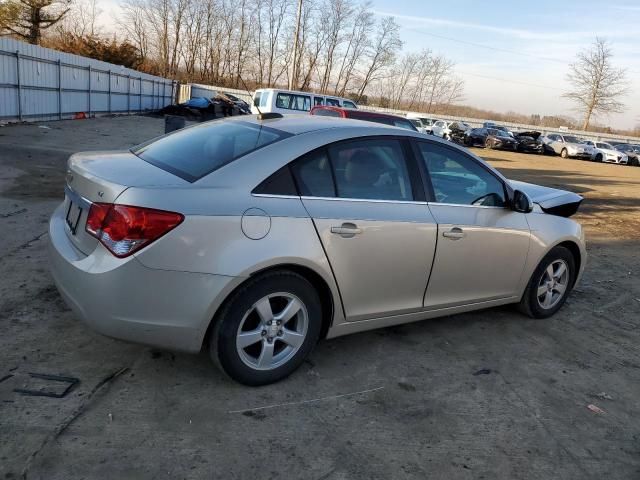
310 106 418 132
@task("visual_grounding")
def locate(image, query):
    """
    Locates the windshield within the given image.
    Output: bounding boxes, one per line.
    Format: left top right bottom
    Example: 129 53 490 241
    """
563 136 581 143
133 120 291 182
597 143 613 149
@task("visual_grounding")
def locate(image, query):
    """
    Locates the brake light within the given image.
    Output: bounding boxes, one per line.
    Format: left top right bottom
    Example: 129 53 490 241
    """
86 203 184 258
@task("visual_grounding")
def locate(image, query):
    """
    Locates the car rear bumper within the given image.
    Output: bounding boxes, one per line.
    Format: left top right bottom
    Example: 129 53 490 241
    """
48 203 236 353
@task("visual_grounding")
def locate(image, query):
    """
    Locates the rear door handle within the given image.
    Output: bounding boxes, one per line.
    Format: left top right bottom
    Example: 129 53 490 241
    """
442 227 465 240
331 223 362 237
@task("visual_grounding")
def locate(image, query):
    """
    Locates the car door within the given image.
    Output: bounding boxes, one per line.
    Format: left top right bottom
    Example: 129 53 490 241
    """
291 137 438 321
432 121 444 137
413 140 531 308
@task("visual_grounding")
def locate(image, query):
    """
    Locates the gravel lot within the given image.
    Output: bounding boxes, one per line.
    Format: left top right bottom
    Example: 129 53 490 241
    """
1 116 639 480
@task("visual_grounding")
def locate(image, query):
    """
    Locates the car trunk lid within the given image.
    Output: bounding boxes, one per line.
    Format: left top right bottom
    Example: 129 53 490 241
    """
64 150 187 255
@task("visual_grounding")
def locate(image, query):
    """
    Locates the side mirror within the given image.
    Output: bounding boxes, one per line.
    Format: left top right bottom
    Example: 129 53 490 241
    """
512 190 533 213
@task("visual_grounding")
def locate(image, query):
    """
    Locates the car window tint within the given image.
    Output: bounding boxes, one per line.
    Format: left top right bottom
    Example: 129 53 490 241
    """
276 93 311 111
253 92 261 107
417 142 505 207
313 96 324 106
133 121 289 182
253 166 298 196
326 98 340 106
291 149 336 197
343 101 356 108
329 139 413 201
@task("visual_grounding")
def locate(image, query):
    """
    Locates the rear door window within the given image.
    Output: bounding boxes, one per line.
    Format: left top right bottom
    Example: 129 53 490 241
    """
329 139 413 201
291 149 336 197
134 121 290 182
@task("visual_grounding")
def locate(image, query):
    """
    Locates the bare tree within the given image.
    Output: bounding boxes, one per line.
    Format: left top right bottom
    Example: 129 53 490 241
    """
355 15 400 101
2 0 71 44
563 37 629 130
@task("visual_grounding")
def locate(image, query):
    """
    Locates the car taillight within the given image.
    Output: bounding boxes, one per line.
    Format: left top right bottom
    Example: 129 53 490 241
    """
85 203 183 258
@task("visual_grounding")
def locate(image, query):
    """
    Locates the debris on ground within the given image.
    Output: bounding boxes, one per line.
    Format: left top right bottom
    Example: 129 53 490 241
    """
587 404 605 414
473 368 492 376
591 392 613 400
37 125 51 129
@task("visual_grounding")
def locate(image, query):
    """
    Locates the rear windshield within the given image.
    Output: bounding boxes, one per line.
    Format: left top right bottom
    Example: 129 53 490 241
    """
133 120 290 182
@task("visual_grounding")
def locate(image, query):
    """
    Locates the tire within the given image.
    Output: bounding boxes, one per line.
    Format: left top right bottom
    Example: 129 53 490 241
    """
517 246 576 319
210 270 322 385
560 148 569 159
484 138 493 149
595 153 603 162
630 157 640 167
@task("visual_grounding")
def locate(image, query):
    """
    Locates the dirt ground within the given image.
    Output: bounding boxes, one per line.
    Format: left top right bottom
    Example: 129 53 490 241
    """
1 116 639 480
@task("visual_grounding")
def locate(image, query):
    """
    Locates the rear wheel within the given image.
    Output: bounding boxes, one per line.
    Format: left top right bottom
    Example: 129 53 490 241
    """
595 153 603 162
518 246 575 319
560 148 569 159
210 271 322 385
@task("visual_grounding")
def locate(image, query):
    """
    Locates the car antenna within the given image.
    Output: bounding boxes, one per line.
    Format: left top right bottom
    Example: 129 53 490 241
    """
237 74 282 121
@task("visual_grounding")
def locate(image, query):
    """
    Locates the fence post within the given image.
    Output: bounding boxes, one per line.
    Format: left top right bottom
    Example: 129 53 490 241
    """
58 59 62 120
15 51 22 122
88 65 92 117
108 70 112 113
127 75 131 114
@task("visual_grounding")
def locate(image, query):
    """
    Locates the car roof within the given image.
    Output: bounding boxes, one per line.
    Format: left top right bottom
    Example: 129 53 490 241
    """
228 113 403 134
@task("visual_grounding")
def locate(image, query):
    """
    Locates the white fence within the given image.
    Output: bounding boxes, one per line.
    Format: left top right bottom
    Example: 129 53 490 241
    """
180 83 640 144
0 38 176 122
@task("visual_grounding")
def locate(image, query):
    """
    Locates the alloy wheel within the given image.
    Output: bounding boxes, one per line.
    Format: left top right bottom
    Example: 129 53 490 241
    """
236 292 308 371
536 259 569 310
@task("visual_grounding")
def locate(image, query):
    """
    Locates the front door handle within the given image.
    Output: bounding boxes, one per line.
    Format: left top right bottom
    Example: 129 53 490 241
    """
442 227 466 240
331 223 362 237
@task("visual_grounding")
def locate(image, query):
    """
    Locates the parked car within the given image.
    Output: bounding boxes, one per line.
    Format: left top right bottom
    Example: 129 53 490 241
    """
310 106 418 131
159 97 216 120
485 129 519 150
220 92 251 114
542 134 594 159
582 141 628 165
483 122 513 136
252 88 357 115
50 115 586 385
406 114 436 134
448 122 472 144
431 120 453 139
514 131 544 154
464 127 518 150
611 143 640 166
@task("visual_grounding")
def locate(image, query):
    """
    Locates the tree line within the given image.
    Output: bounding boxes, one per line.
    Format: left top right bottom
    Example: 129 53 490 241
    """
0 0 634 133
0 0 466 111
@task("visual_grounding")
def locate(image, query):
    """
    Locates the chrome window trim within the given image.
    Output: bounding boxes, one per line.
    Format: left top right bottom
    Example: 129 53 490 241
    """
251 193 300 200
301 195 428 205
426 201 506 210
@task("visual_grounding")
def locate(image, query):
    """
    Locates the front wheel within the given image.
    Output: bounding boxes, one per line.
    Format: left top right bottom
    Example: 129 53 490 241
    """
560 148 569 159
484 138 493 149
518 246 575 319
210 271 322 385
595 153 603 162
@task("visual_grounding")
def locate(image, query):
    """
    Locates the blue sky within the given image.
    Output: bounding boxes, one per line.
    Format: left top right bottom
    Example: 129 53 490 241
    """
97 0 640 129
371 0 640 129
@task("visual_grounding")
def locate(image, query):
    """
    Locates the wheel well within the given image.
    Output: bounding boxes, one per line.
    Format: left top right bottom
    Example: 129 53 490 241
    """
557 241 581 286
201 264 335 351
